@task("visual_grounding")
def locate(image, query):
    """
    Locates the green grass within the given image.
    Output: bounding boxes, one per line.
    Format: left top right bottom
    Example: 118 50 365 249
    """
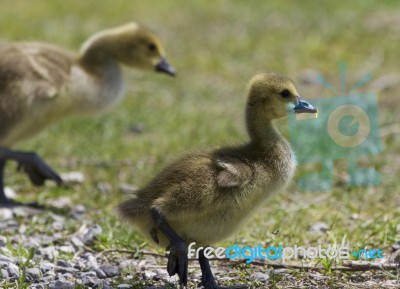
1 0 400 288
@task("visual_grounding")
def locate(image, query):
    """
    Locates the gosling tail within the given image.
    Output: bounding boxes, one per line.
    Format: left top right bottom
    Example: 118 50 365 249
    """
117 197 149 222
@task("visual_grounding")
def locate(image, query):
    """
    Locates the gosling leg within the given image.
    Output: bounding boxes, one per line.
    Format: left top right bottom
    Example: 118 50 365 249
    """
151 208 188 286
199 248 248 289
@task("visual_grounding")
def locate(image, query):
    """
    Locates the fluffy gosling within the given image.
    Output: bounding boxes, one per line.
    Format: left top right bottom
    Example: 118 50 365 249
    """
0 22 175 206
118 73 317 289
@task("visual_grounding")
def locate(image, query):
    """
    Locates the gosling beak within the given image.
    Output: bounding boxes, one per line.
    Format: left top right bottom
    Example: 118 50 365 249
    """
155 58 176 77
293 98 317 114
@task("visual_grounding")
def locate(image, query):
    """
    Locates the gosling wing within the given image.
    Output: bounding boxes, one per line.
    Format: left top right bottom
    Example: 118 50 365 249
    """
0 43 74 102
215 159 253 188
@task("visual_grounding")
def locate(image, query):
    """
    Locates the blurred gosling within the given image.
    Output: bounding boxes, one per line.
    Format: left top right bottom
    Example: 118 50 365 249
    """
0 22 175 206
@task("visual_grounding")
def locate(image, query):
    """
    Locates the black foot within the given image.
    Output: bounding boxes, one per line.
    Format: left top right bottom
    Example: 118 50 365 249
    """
166 240 188 286
0 156 61 209
198 248 247 289
0 196 44 209
199 281 248 289
16 152 63 186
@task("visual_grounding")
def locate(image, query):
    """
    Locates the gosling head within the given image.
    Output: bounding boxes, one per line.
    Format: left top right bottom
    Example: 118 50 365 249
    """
247 72 317 121
80 22 176 76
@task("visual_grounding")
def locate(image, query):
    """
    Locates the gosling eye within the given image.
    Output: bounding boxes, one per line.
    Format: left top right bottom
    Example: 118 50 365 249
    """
148 43 157 52
280 89 291 98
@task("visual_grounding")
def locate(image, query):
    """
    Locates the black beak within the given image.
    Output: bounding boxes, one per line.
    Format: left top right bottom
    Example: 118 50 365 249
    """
293 98 317 114
155 58 176 77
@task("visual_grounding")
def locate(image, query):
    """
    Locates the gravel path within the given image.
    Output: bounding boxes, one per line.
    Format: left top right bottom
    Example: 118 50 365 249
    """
0 197 399 289
0 198 247 289
0 203 122 288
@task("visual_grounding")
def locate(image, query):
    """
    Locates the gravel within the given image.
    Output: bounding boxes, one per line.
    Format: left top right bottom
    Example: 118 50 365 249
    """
0 254 13 263
57 260 73 268
0 204 115 288
0 203 187 287
82 274 98 287
99 264 120 277
253 271 269 282
40 262 53 273
95 268 107 279
0 235 7 246
7 262 19 280
117 284 132 289
309 222 330 233
1 268 9 278
48 280 74 289
79 224 102 245
1 198 398 288
26 267 41 281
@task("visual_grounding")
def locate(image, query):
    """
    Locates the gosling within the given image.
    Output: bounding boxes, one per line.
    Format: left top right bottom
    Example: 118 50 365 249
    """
0 22 175 206
118 73 317 289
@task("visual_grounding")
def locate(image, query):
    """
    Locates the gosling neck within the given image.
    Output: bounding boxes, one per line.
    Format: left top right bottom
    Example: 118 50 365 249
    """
245 107 284 146
72 39 125 116
78 36 119 74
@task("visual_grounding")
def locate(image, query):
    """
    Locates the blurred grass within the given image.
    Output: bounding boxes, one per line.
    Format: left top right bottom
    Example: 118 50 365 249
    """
1 0 400 286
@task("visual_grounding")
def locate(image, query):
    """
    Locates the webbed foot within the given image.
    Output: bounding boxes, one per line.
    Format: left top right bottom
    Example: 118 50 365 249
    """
198 248 247 289
16 152 63 186
166 240 188 286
